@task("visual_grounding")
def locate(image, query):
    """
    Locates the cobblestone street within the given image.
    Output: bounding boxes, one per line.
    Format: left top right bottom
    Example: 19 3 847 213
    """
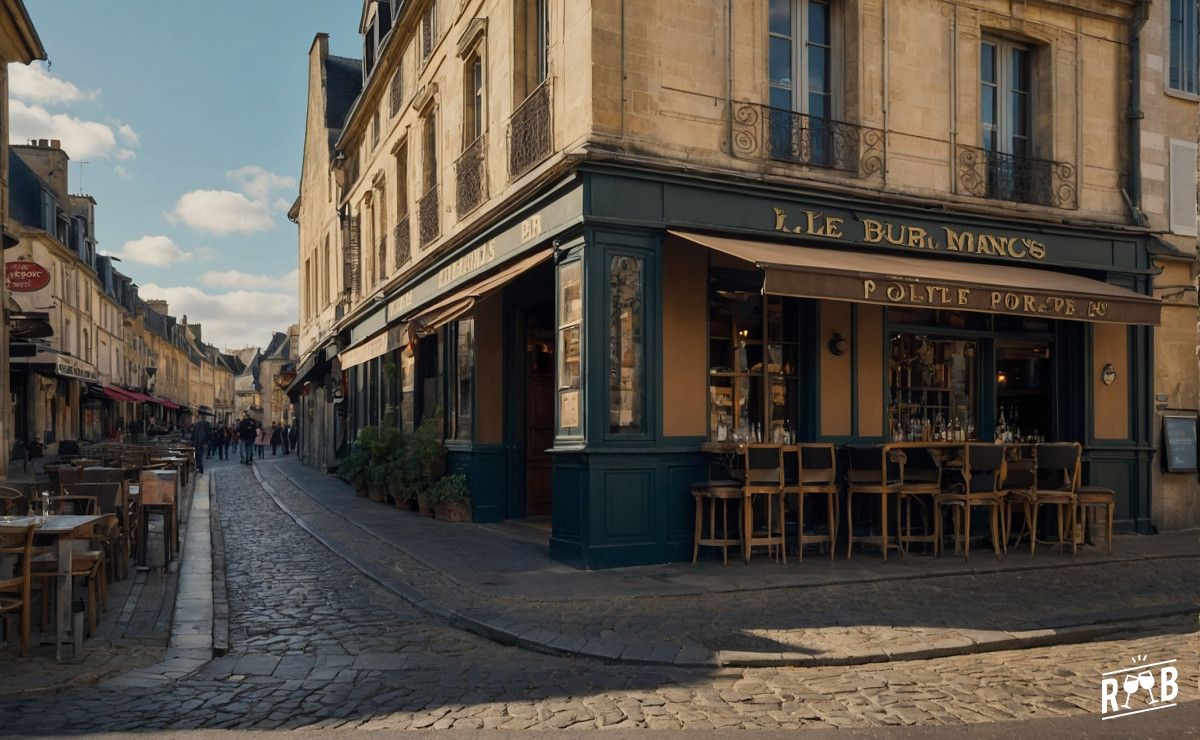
0 457 1194 734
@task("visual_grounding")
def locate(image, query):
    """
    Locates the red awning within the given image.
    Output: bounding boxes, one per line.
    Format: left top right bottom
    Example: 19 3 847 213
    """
120 389 152 402
101 386 137 403
155 398 180 410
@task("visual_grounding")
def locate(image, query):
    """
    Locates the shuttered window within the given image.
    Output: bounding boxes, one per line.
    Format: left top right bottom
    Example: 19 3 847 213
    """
1169 138 1198 236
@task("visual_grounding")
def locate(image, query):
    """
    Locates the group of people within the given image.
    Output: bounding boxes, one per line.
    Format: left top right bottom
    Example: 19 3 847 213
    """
188 415 297 469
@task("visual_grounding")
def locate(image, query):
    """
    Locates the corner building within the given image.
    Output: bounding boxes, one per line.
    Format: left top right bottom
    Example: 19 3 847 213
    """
292 0 1200 567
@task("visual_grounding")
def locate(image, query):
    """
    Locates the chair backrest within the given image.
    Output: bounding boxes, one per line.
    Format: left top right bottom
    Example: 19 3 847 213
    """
1035 443 1081 492
847 445 898 484
0 523 36 586
51 494 98 515
53 467 85 495
965 444 1005 494
63 482 123 515
899 447 941 485
81 467 125 485
57 440 81 458
798 443 837 484
0 486 24 516
743 444 783 487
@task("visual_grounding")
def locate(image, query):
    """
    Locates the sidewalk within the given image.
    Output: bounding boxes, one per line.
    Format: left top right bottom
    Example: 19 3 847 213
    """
0 471 213 695
253 458 1200 668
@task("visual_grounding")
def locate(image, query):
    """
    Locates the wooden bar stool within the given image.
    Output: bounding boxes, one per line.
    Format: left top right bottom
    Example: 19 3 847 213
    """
934 443 1005 560
741 444 786 564
846 446 901 562
1075 486 1115 554
782 443 839 560
892 447 942 556
691 480 743 565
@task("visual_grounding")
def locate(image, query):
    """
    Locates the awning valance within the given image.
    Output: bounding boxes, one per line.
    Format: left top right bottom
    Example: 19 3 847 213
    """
671 231 1161 326
101 385 138 403
405 248 553 336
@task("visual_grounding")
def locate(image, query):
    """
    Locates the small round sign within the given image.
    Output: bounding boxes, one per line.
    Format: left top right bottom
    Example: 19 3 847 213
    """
5 261 50 292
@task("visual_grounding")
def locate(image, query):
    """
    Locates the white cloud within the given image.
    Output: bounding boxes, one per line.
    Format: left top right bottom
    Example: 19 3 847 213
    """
169 166 295 236
9 62 98 106
139 283 298 349
117 123 139 147
114 165 132 180
227 165 296 203
169 190 274 235
108 235 193 267
199 268 297 291
9 100 118 160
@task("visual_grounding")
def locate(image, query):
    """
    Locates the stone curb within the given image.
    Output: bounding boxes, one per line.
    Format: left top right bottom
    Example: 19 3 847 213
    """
252 462 1200 669
209 474 231 657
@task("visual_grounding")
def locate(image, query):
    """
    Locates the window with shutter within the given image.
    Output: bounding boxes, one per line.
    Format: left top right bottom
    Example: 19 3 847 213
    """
1169 138 1198 236
389 66 404 117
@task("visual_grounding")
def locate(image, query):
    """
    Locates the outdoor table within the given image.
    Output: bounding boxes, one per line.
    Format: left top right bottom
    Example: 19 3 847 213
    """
0 513 101 660
70 458 101 469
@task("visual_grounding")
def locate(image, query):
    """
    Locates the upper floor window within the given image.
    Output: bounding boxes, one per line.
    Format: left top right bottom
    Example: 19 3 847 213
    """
981 37 1031 158
389 66 405 117
422 111 438 191
371 111 381 149
516 0 549 100
465 51 485 143
1169 0 1198 94
421 1 438 64
768 0 832 118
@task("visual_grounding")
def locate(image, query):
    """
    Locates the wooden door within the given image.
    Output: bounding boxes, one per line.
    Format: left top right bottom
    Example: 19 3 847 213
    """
525 369 554 516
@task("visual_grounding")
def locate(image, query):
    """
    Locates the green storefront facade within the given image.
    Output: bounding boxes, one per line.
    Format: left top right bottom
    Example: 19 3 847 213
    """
330 162 1162 569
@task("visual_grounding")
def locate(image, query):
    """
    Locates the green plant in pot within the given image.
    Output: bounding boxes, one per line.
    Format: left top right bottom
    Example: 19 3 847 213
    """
336 433 372 495
428 473 471 522
408 414 443 516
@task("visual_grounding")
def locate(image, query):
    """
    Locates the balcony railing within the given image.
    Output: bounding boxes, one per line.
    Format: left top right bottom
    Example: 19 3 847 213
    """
731 102 884 178
955 145 1077 209
508 79 553 179
393 217 411 269
455 135 487 217
418 185 439 247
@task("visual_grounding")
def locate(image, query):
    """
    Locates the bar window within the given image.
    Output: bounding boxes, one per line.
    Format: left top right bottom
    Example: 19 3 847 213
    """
608 255 644 434
557 260 582 436
1170 0 1199 94
451 317 474 440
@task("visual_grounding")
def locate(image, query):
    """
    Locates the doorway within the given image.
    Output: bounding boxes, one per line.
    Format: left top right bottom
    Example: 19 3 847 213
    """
995 339 1054 441
522 301 555 518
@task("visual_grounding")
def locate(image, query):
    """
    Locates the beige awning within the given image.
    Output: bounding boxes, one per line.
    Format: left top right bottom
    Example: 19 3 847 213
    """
406 248 552 335
671 230 1161 326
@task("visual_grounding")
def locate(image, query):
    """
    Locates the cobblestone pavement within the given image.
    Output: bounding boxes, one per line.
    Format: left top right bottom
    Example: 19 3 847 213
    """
255 460 1200 665
0 458 1194 733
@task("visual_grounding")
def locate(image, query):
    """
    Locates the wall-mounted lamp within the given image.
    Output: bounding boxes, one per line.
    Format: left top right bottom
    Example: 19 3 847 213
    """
1101 363 1118 386
827 332 848 356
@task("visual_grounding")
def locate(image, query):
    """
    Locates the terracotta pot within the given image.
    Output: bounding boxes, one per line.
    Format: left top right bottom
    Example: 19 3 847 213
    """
417 495 434 517
369 484 386 502
434 500 471 523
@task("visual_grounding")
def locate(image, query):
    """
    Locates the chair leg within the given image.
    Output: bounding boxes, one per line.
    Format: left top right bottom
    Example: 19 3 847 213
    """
721 498 729 566
826 492 837 561
1029 502 1039 556
742 494 752 565
963 502 972 562
990 504 1001 559
796 492 805 563
1106 504 1114 555
692 496 701 564
20 594 30 657
846 493 855 560
1055 504 1065 555
880 493 889 564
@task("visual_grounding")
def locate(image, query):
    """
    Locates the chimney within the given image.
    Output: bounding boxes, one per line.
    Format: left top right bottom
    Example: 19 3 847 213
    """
50 139 61 149
36 139 47 147
145 299 170 316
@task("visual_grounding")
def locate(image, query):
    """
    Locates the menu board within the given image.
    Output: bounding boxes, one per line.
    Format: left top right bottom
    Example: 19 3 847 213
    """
1162 414 1198 473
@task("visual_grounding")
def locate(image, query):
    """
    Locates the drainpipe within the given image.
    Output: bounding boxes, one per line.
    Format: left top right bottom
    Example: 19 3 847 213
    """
1126 0 1150 227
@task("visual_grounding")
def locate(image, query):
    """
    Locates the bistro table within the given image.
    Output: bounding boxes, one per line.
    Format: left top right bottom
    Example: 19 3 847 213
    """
0 513 102 660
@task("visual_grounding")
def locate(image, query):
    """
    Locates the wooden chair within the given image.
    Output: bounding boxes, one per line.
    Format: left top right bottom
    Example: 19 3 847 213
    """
0 485 25 516
31 534 106 638
1000 446 1036 550
846 446 901 562
691 480 743 565
64 482 129 582
782 443 839 560
49 466 85 495
741 444 786 563
1075 486 1115 554
935 443 1005 560
50 495 98 516
892 447 942 556
1012 443 1081 556
0 523 36 656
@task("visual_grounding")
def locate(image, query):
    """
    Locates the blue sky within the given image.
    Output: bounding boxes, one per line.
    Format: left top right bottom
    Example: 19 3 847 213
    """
15 2 361 348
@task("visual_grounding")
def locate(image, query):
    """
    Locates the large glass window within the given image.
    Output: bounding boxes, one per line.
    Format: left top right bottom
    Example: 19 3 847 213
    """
608 256 644 434
887 334 979 442
451 318 474 440
1170 0 1199 94
557 260 582 436
707 288 799 442
768 0 832 116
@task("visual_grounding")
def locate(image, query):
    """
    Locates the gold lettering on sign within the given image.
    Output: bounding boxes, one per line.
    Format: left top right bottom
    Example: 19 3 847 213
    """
520 214 543 243
437 240 497 288
865 279 1099 320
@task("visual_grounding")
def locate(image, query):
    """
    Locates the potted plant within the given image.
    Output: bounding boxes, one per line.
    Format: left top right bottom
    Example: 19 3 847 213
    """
408 415 442 516
429 473 471 522
335 436 371 496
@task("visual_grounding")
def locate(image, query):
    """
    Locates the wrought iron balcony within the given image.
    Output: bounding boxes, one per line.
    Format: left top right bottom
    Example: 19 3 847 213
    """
418 185 439 247
955 145 1077 209
393 218 411 269
731 102 884 178
455 135 487 217
508 79 553 179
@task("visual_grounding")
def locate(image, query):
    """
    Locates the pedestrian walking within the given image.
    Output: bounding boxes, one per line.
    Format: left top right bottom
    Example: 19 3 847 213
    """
255 424 267 459
287 424 297 456
214 423 226 461
190 417 211 475
237 414 257 465
270 422 282 456
282 423 291 455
